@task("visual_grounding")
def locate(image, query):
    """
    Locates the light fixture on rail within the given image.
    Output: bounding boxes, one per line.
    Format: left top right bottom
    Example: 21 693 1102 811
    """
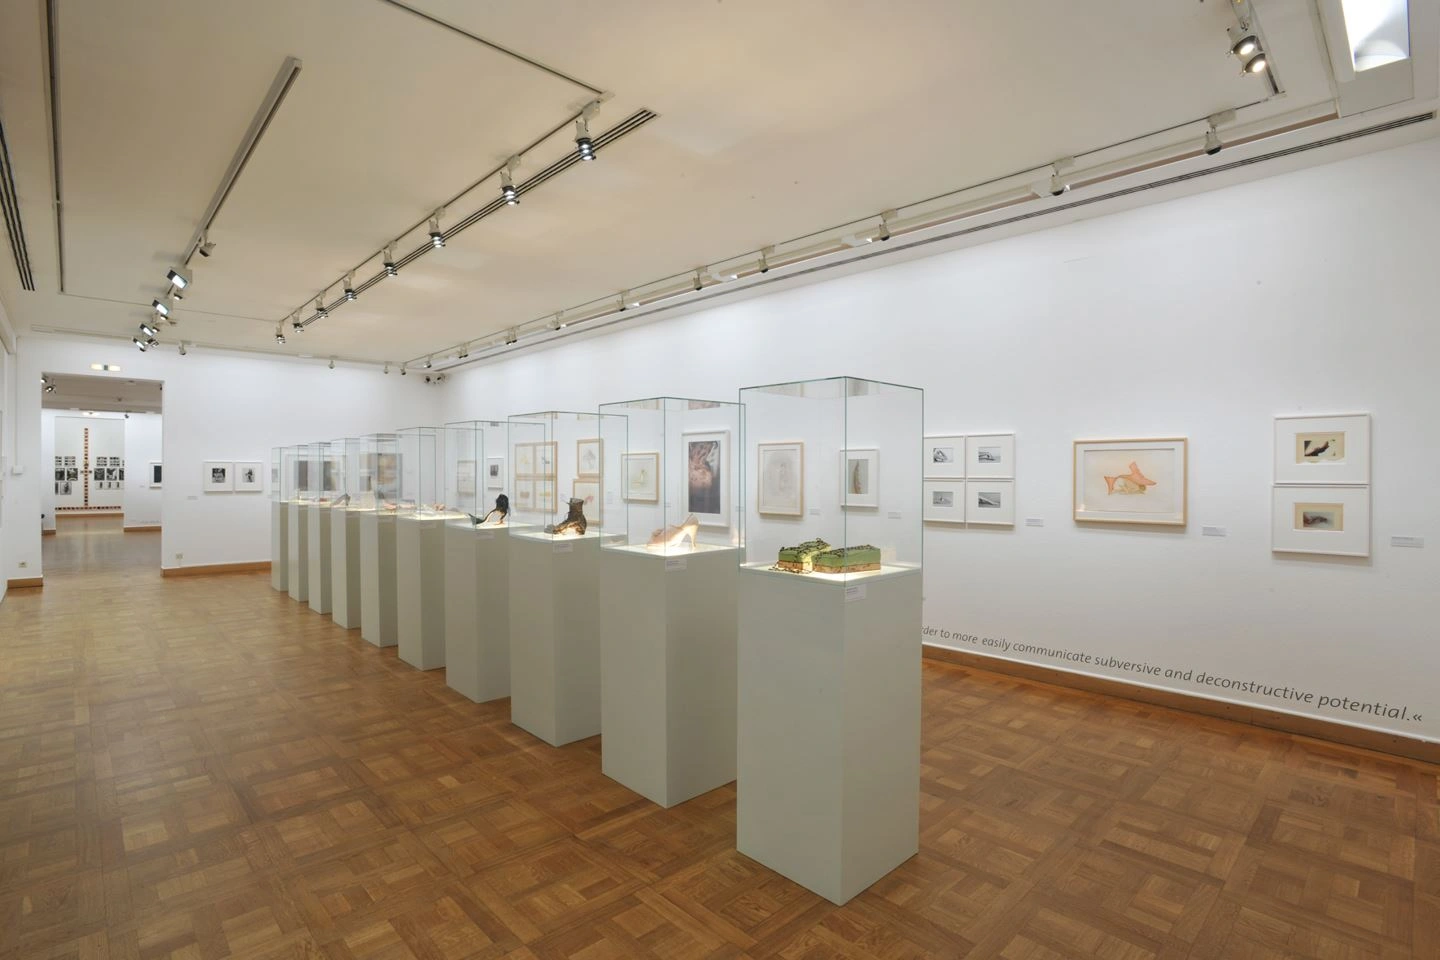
274 324 286 345
166 268 189 291
178 342 188 356
197 233 215 258
328 357 335 370
292 311 305 334
139 320 159 338
314 296 327 321
693 270 703 292
759 246 772 274
383 244 398 277
423 356 433 369
428 212 445 249
504 328 518 345
575 102 600 161
343 274 356 301
133 336 148 352
551 312 567 330
878 210 894 242
1048 163 1070 196
151 298 171 318
501 157 520 205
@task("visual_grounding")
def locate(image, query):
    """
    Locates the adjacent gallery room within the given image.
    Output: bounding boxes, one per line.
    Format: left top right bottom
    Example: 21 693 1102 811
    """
0 1 1436 958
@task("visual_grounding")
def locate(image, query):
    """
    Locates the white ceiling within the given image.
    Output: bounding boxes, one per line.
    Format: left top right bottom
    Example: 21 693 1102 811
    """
41 371 163 413
0 0 1434 365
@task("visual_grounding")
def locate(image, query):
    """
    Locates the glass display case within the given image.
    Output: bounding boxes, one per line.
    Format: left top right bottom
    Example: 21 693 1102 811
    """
738 376 923 581
444 420 510 524
597 397 743 556
327 437 362 508
506 410 624 539
396 426 463 519
357 432 400 511
270 446 284 502
279 444 305 502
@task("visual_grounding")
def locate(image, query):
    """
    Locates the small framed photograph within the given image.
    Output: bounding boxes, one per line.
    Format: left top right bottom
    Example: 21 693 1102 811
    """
535 478 556 514
235 461 264 493
1073 438 1187 526
203 461 234 492
576 438 603 479
966 434 1014 479
622 452 660 503
1272 485 1370 557
922 480 965 524
485 457 505 491
757 442 804 517
573 478 602 525
456 459 477 497
1274 414 1369 485
923 435 965 479
966 479 1016 526
840 448 879 509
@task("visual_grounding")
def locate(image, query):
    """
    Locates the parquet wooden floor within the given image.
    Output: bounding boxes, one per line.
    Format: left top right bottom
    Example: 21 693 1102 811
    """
2 523 1436 959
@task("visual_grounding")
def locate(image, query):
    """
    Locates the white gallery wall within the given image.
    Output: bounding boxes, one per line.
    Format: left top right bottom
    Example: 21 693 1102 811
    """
440 136 1440 743
38 409 162 528
5 339 442 577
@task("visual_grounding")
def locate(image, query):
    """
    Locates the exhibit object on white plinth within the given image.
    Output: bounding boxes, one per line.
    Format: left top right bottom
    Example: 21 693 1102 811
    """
358 433 400 647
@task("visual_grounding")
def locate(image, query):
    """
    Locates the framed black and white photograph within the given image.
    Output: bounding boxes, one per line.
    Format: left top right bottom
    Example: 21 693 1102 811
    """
922 480 965 524
203 461 234 492
923 435 966 479
839 448 879 509
486 457 505 491
235 461 264 493
966 433 1015 479
966 479 1016 526
149 462 162 487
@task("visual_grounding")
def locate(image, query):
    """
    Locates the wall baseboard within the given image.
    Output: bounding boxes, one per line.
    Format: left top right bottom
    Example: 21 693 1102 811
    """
42 529 56 537
162 561 270 578
6 577 43 589
923 644 1439 765
124 525 161 532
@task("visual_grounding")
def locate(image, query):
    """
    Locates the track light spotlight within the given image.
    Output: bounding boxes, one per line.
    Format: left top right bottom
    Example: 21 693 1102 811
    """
504 329 518 345
1231 33 1258 58
328 357 335 370
152 299 170 318
45 383 55 394
551 312 567 330
146 337 159 348
1048 168 1069 197
383 245 398 277
878 211 894 242
166 269 189 291
197 233 215 258
1204 124 1222 156
133 337 147 352
501 157 520 205
383 363 390 375
424 356 433 369
429 213 445 249
274 324 286 345
457 346 469 359
400 365 407 376
343 274 356 301
435 373 447 384
693 270 704 292
759 246 772 274
178 342 188 356
575 119 595 161
314 297 327 321
40 375 47 385
1242 51 1268 75
292 314 305 333
139 320 159 338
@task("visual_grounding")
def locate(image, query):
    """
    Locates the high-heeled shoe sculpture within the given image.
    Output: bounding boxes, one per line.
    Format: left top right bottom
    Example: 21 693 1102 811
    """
649 514 700 550
468 494 509 527
545 498 588 537
332 493 351 508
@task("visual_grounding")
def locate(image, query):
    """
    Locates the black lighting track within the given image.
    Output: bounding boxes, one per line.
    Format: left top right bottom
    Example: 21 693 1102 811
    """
297 108 658 329
0 109 36 291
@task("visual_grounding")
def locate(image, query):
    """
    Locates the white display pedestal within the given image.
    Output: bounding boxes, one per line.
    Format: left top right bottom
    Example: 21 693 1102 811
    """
307 504 333 615
331 509 362 629
737 565 922 905
396 516 449 670
270 502 288 591
286 502 310 602
359 512 398 647
600 545 738 807
444 523 518 703
508 531 604 746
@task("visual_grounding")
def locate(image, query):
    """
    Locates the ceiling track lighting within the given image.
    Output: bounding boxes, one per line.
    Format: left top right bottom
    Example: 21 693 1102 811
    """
133 337 148 352
429 211 446 249
693 269 704 292
423 356 433 369
139 320 159 338
274 324 286 345
166 268 189 290
178 342 188 356
400 365 408 376
759 245 773 274
878 210 895 242
197 232 215 258
1242 51 1269 75
552 312 567 330
1203 110 1235 157
383 363 390 374
504 329 518 345
383 244 398 277
151 299 170 318
314 296 327 321
501 157 520 205
343 274 356 301
1047 158 1074 197
575 100 601 161
328 357 336 370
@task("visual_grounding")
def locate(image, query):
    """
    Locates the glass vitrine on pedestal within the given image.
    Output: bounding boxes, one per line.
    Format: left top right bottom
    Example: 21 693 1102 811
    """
328 438 364 629
395 427 464 671
735 376 924 905
358 433 401 647
270 445 288 591
286 443 315 603
505 410 624 746
442 420 517 703
596 397 742 807
306 440 345 616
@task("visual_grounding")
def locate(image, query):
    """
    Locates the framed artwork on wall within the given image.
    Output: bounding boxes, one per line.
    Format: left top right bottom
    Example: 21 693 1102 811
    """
576 438 603 479
622 452 660 503
535 442 557 479
682 430 729 527
485 457 505 491
965 434 1015 479
203 461 234 492
514 443 536 479
235 461 264 493
573 478 602 525
513 480 535 512
923 435 965 479
756 442 804 517
456 460 477 497
839 448 879 509
1073 438 1187 526
922 480 965 524
966 479 1016 526
1273 414 1370 485
535 478 556 514
1272 485 1370 557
